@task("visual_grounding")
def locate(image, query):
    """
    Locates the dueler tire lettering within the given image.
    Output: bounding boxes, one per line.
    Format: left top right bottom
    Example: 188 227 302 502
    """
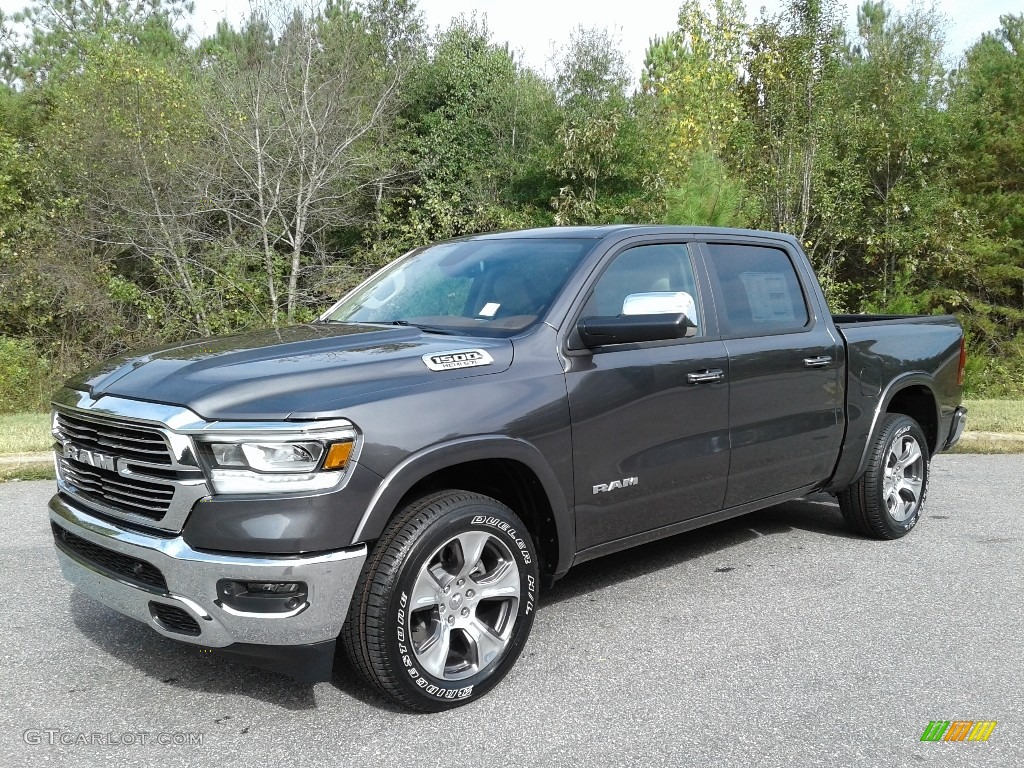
341 490 539 712
838 413 930 540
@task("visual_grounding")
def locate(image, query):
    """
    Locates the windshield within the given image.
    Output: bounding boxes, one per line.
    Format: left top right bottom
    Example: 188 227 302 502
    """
324 238 594 337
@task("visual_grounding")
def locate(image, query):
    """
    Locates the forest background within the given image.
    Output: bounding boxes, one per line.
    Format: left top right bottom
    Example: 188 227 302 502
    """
1 0 1022 412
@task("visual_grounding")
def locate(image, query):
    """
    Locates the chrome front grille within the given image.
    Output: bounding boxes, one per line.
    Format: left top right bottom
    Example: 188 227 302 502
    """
58 457 174 520
54 411 172 466
53 404 210 533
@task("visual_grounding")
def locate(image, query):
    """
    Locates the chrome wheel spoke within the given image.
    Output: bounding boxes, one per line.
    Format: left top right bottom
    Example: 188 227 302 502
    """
410 564 445 609
476 560 520 599
899 475 923 503
466 618 507 669
900 441 923 467
885 486 902 517
454 531 491 580
415 626 451 678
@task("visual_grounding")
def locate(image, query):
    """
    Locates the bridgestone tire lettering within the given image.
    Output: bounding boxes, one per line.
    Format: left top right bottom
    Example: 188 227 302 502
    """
838 413 930 540
342 491 540 712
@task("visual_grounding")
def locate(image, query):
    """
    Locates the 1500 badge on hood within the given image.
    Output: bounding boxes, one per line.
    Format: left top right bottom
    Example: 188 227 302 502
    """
422 349 494 371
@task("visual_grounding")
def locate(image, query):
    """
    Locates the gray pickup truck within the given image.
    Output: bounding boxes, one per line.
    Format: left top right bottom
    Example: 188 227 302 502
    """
47 226 967 710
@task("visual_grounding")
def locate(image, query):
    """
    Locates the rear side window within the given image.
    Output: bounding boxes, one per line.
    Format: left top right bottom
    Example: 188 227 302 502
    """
704 244 809 335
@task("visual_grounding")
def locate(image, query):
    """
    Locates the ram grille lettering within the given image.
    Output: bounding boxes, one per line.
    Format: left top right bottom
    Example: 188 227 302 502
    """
63 443 118 472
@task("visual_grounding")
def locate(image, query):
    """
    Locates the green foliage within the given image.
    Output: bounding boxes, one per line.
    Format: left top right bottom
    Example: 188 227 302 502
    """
0 337 49 413
3 0 194 85
0 0 1021 397
643 0 747 164
549 27 664 224
363 15 556 250
664 151 748 227
946 14 1024 397
42 37 215 337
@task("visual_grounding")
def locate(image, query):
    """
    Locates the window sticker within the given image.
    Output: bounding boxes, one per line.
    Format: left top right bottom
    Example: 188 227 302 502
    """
739 272 796 322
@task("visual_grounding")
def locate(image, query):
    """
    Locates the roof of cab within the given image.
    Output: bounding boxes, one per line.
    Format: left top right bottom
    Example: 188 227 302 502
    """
464 225 801 246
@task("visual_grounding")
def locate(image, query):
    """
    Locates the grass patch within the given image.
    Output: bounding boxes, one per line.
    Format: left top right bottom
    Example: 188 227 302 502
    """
962 399 1024 433
0 412 52 454
950 437 1024 455
0 462 55 482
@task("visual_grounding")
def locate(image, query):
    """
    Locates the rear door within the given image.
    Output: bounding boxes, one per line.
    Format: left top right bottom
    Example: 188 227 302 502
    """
697 239 843 507
564 240 730 551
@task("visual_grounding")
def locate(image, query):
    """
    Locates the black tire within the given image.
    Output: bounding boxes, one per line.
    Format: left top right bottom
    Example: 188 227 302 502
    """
838 413 930 539
341 490 539 711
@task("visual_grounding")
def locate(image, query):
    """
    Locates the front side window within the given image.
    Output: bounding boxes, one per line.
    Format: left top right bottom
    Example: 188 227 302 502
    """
704 244 809 336
325 238 594 337
581 243 702 334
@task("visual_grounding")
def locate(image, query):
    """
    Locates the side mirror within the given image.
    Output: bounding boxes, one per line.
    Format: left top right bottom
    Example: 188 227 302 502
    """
575 291 699 348
622 291 697 322
577 312 696 348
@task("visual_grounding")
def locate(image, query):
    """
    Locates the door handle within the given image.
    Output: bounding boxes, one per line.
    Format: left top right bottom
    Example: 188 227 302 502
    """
687 368 725 385
804 355 833 368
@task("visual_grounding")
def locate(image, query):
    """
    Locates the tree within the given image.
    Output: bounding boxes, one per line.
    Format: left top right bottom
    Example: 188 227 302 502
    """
950 15 1024 248
830 1 954 303
360 14 557 258
742 0 845 252
641 0 750 227
643 0 747 167
549 26 663 224
44 39 216 332
663 150 746 227
947 14 1024 393
2 0 194 85
200 2 409 323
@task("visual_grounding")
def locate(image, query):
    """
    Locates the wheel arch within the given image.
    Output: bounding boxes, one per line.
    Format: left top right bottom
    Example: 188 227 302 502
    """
850 374 940 483
352 437 574 583
885 384 939 455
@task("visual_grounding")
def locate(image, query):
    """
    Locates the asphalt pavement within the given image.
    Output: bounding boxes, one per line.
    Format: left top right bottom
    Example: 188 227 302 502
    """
1 454 1020 767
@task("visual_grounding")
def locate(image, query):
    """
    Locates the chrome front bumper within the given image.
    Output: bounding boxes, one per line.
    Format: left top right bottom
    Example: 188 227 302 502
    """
49 493 366 649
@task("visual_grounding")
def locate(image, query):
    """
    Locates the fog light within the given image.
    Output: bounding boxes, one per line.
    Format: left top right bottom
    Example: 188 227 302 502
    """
216 580 308 614
247 582 300 594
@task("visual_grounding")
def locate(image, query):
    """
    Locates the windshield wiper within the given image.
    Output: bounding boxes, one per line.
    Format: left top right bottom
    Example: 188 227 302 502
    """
376 320 458 335
323 319 458 335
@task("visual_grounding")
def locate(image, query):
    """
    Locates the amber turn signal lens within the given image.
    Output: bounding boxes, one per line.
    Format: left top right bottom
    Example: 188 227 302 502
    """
322 440 354 470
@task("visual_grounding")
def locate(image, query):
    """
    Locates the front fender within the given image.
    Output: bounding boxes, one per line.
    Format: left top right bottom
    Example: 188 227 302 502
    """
350 436 575 578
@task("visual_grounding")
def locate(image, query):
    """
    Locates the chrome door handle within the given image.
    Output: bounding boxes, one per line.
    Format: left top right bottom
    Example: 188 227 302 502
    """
803 356 833 368
687 369 725 384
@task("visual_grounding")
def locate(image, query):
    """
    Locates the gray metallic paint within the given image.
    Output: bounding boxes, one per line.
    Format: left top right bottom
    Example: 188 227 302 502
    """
50 226 965 585
826 316 964 491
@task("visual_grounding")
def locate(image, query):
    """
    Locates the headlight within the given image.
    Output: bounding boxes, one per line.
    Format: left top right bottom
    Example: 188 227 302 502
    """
210 441 324 472
197 430 357 494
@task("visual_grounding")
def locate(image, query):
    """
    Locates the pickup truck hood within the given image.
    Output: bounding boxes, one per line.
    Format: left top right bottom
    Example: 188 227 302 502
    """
67 323 514 420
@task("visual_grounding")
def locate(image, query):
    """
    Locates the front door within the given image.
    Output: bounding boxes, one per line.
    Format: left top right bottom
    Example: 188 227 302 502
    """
565 242 730 552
